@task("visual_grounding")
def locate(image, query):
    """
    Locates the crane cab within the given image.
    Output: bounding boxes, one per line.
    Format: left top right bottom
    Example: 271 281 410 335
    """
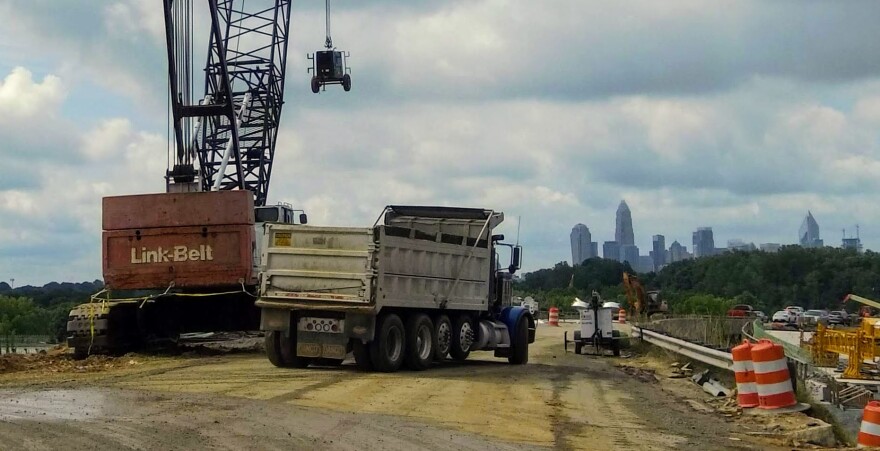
309 50 351 93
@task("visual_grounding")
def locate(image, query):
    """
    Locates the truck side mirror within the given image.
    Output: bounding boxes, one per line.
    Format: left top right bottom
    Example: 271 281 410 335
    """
299 213 308 225
509 245 522 273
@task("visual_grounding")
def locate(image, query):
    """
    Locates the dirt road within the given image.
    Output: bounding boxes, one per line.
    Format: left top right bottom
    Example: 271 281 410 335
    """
0 324 773 450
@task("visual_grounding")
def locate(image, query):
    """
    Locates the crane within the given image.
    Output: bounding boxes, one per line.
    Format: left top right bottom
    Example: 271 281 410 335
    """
66 0 301 357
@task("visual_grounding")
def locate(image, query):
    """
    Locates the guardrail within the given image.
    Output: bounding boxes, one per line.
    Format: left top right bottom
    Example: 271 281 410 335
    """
632 325 733 371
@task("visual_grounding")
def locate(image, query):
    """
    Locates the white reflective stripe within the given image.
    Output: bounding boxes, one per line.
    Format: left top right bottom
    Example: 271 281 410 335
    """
736 382 757 394
756 380 793 396
860 420 880 437
753 359 787 374
732 361 753 372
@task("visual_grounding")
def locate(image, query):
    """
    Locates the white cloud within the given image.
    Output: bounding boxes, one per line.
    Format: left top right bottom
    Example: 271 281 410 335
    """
0 67 64 118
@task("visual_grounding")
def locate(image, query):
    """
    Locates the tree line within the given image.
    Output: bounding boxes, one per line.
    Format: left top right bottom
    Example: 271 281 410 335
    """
514 246 879 315
0 280 102 342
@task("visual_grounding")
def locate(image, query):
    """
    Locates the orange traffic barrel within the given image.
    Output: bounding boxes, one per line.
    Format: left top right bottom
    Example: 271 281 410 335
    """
548 307 559 326
858 401 880 448
731 340 758 408
751 339 796 409
618 309 626 324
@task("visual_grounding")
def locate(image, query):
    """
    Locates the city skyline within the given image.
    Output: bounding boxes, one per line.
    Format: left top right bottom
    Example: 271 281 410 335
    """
568 200 867 271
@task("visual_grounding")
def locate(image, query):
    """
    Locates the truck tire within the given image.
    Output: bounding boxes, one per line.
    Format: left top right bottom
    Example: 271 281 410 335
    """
404 314 434 371
352 340 373 371
369 313 406 372
449 314 474 361
280 330 311 368
265 331 286 367
508 317 529 365
434 314 452 361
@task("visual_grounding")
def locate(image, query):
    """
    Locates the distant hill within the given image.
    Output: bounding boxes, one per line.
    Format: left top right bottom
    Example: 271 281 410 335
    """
0 280 104 307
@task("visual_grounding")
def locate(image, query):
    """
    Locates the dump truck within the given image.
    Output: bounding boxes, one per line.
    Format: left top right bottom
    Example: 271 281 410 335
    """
255 205 534 372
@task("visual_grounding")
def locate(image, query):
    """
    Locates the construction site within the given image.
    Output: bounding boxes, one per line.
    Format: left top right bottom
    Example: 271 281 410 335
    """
4 0 880 450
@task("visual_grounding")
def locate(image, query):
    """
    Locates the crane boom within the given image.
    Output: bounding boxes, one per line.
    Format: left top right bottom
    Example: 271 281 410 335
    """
164 0 292 206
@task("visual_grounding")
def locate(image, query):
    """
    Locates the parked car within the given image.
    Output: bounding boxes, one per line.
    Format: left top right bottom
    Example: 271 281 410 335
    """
802 309 830 325
772 310 797 323
754 311 768 322
784 306 805 316
828 310 848 326
727 304 760 318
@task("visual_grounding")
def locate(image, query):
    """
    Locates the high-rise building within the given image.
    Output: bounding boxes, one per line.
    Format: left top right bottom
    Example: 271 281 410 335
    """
603 241 620 261
620 244 640 267
693 227 715 258
652 235 666 271
728 239 756 252
638 255 654 273
843 237 863 252
590 242 599 259
668 241 687 263
615 200 635 246
570 224 593 265
799 211 823 248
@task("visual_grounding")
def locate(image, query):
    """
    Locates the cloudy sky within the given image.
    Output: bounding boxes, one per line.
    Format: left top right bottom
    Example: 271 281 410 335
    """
2 0 880 286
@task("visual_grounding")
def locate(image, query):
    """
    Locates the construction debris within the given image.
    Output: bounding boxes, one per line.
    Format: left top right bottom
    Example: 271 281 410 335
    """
617 365 660 383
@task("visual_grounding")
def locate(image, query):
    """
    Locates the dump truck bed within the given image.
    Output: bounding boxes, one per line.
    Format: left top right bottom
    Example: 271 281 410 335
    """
257 223 491 312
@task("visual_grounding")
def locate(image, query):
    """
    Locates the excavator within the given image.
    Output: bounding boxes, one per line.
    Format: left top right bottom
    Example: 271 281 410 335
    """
622 272 668 319
66 0 303 357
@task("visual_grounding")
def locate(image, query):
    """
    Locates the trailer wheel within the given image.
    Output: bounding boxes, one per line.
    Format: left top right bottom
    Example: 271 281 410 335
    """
611 330 621 357
279 330 311 368
369 313 405 372
265 331 286 367
508 317 529 365
311 76 320 93
404 314 434 371
342 74 352 92
352 340 373 371
434 314 452 361
449 314 474 361
72 347 88 360
574 342 582 355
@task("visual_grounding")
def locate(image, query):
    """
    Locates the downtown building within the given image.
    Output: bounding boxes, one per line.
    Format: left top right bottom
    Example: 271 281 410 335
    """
692 227 715 258
570 224 598 265
799 211 823 248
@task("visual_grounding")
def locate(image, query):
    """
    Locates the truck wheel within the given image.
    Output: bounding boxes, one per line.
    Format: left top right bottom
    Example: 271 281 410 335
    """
404 314 434 371
449 314 474 361
352 340 373 371
434 314 452 361
311 76 320 93
508 317 529 365
265 331 286 367
280 330 311 368
73 347 88 360
369 313 405 372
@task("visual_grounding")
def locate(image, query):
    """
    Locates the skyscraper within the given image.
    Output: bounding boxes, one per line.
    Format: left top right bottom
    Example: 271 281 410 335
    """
570 224 593 265
799 211 823 248
603 241 620 261
668 240 687 263
693 227 715 258
652 235 666 271
620 244 640 267
615 200 635 246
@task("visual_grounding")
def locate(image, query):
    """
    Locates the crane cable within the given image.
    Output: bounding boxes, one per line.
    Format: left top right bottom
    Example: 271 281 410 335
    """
325 0 333 49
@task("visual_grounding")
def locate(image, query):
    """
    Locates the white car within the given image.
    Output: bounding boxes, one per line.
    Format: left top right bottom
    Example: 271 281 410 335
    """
772 310 796 323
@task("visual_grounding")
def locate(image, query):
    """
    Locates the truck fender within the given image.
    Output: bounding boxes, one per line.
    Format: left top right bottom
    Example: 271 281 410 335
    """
500 306 536 344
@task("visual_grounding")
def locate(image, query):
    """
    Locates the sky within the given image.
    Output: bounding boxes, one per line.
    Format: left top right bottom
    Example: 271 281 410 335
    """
2 0 880 285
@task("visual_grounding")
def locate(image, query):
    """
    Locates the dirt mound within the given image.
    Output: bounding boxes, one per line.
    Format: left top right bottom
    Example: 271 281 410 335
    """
0 351 137 375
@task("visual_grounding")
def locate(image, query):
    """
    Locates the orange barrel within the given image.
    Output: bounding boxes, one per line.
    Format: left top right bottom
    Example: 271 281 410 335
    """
858 401 880 448
618 309 627 324
549 307 559 326
731 340 759 408
751 339 796 409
